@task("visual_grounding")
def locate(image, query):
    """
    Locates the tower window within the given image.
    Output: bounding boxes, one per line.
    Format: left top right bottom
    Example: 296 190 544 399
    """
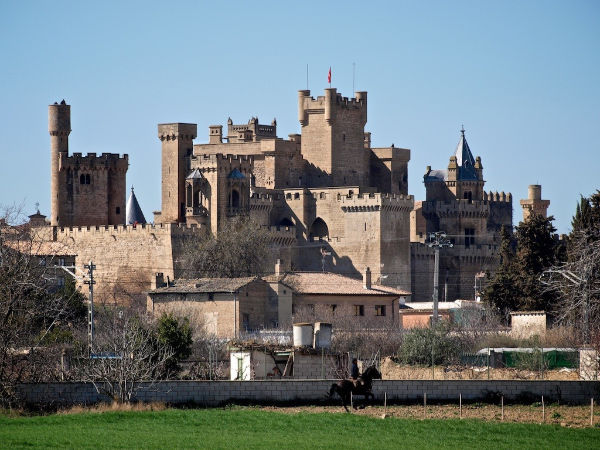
354 305 364 316
116 207 120 215
80 174 91 185
375 305 386 316
465 228 475 248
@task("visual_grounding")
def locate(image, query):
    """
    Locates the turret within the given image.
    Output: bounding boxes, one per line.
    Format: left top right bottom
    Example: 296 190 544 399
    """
49 100 71 226
157 123 197 224
520 184 550 221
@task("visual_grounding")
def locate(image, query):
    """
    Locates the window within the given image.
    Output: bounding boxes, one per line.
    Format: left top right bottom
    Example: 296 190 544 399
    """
464 228 475 249
375 305 386 316
57 276 65 287
116 207 120 215
330 304 337 314
80 174 91 185
463 191 472 202
86 174 91 184
208 293 214 301
354 305 364 316
57 258 65 266
242 313 250 331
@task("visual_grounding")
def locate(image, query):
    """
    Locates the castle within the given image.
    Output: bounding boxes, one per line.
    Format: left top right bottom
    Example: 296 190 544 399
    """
43 88 414 305
39 88 549 308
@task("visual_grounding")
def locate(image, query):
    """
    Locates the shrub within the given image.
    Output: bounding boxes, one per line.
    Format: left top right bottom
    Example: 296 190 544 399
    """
398 323 462 366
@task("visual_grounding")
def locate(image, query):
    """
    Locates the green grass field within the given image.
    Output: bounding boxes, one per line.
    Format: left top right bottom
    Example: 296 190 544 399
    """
1 408 598 449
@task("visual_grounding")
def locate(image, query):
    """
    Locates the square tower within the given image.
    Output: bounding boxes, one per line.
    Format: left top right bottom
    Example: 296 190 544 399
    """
298 89 369 187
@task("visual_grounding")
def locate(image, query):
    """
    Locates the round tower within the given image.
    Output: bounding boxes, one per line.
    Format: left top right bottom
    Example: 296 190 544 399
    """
48 100 71 226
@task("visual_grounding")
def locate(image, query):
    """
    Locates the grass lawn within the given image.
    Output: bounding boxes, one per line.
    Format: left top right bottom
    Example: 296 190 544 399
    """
1 408 599 449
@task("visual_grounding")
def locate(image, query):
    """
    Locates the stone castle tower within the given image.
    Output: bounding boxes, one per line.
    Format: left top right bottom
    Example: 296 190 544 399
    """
49 101 128 227
298 88 369 187
410 128 512 301
520 184 550 221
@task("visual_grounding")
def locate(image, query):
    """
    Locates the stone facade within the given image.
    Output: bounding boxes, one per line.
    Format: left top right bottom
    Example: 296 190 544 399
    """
410 129 513 301
147 277 271 338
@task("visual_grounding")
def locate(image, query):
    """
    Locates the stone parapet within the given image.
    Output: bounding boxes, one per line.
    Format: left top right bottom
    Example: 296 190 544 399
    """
59 152 128 171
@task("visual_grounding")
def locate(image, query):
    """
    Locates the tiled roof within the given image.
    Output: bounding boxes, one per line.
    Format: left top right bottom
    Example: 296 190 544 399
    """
265 272 410 296
150 276 257 294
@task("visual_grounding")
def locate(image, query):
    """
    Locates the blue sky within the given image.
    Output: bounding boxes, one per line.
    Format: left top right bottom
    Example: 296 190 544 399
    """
0 0 598 233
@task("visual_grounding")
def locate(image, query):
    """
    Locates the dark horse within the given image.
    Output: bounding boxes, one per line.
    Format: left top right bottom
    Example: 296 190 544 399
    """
328 365 381 412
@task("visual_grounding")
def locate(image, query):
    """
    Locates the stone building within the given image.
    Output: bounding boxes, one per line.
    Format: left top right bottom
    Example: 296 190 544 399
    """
42 88 412 306
154 87 414 291
410 128 513 301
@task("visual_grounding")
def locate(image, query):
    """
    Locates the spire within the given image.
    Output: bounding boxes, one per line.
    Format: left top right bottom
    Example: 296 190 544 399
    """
126 186 146 225
453 127 477 180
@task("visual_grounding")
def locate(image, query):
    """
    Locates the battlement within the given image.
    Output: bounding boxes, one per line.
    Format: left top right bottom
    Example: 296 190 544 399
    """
298 88 367 125
59 152 129 171
484 191 512 203
193 153 254 164
52 222 205 238
158 123 197 141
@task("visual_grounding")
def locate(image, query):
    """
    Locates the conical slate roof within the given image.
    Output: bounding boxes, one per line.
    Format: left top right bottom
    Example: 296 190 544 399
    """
454 127 478 180
126 186 146 225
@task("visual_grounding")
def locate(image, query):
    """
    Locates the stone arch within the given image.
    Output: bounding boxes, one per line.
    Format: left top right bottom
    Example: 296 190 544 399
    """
309 217 329 241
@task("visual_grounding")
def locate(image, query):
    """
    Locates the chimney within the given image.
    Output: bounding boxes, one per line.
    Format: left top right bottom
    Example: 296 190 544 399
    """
363 267 372 290
275 259 282 277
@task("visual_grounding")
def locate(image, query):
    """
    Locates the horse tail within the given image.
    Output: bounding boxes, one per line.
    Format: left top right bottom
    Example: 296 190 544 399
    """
328 383 338 398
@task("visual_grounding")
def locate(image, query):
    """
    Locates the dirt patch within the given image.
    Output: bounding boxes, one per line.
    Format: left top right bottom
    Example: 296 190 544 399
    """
381 357 580 380
257 404 599 428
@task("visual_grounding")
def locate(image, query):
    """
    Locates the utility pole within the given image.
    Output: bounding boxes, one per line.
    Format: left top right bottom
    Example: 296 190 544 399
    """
58 260 97 357
427 232 453 324
84 261 96 357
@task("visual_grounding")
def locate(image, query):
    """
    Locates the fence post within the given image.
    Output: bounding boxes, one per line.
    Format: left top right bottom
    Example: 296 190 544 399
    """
542 395 545 423
423 392 427 419
459 393 462 419
501 395 504 421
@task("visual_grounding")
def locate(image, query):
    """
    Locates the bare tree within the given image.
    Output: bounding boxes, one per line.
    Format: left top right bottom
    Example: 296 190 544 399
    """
542 234 600 346
74 307 174 403
0 204 86 406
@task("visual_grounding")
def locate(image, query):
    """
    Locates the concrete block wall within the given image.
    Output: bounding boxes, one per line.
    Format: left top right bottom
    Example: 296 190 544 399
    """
16 380 599 407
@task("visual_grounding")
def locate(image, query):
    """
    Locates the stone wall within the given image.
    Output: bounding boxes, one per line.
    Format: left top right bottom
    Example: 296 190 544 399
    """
16 380 600 407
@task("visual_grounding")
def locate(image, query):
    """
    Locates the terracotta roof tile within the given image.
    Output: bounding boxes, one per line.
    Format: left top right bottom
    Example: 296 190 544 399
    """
265 272 410 296
150 276 258 294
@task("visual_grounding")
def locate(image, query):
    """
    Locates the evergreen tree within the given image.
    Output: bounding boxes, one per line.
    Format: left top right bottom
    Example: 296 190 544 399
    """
484 216 562 320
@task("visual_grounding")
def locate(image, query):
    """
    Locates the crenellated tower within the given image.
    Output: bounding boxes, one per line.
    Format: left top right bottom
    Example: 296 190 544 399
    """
520 184 550 221
157 123 197 224
298 88 369 187
48 101 128 227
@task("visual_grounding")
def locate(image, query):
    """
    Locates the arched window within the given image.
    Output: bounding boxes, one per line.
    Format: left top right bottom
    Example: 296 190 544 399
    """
309 217 329 241
186 184 193 207
80 174 85 184
85 174 91 184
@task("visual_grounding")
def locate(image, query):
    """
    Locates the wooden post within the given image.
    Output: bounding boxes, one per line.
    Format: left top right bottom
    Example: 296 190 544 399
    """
501 395 504 422
542 396 545 423
384 392 387 416
459 393 462 419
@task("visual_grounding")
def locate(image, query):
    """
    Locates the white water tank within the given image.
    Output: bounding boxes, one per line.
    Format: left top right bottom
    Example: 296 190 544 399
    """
293 323 313 347
313 322 332 349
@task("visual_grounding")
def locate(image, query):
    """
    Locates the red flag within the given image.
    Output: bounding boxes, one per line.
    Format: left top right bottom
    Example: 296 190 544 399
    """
328 67 331 84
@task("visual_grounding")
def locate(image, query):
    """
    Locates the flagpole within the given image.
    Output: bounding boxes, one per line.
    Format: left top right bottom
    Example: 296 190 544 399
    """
306 64 309 90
